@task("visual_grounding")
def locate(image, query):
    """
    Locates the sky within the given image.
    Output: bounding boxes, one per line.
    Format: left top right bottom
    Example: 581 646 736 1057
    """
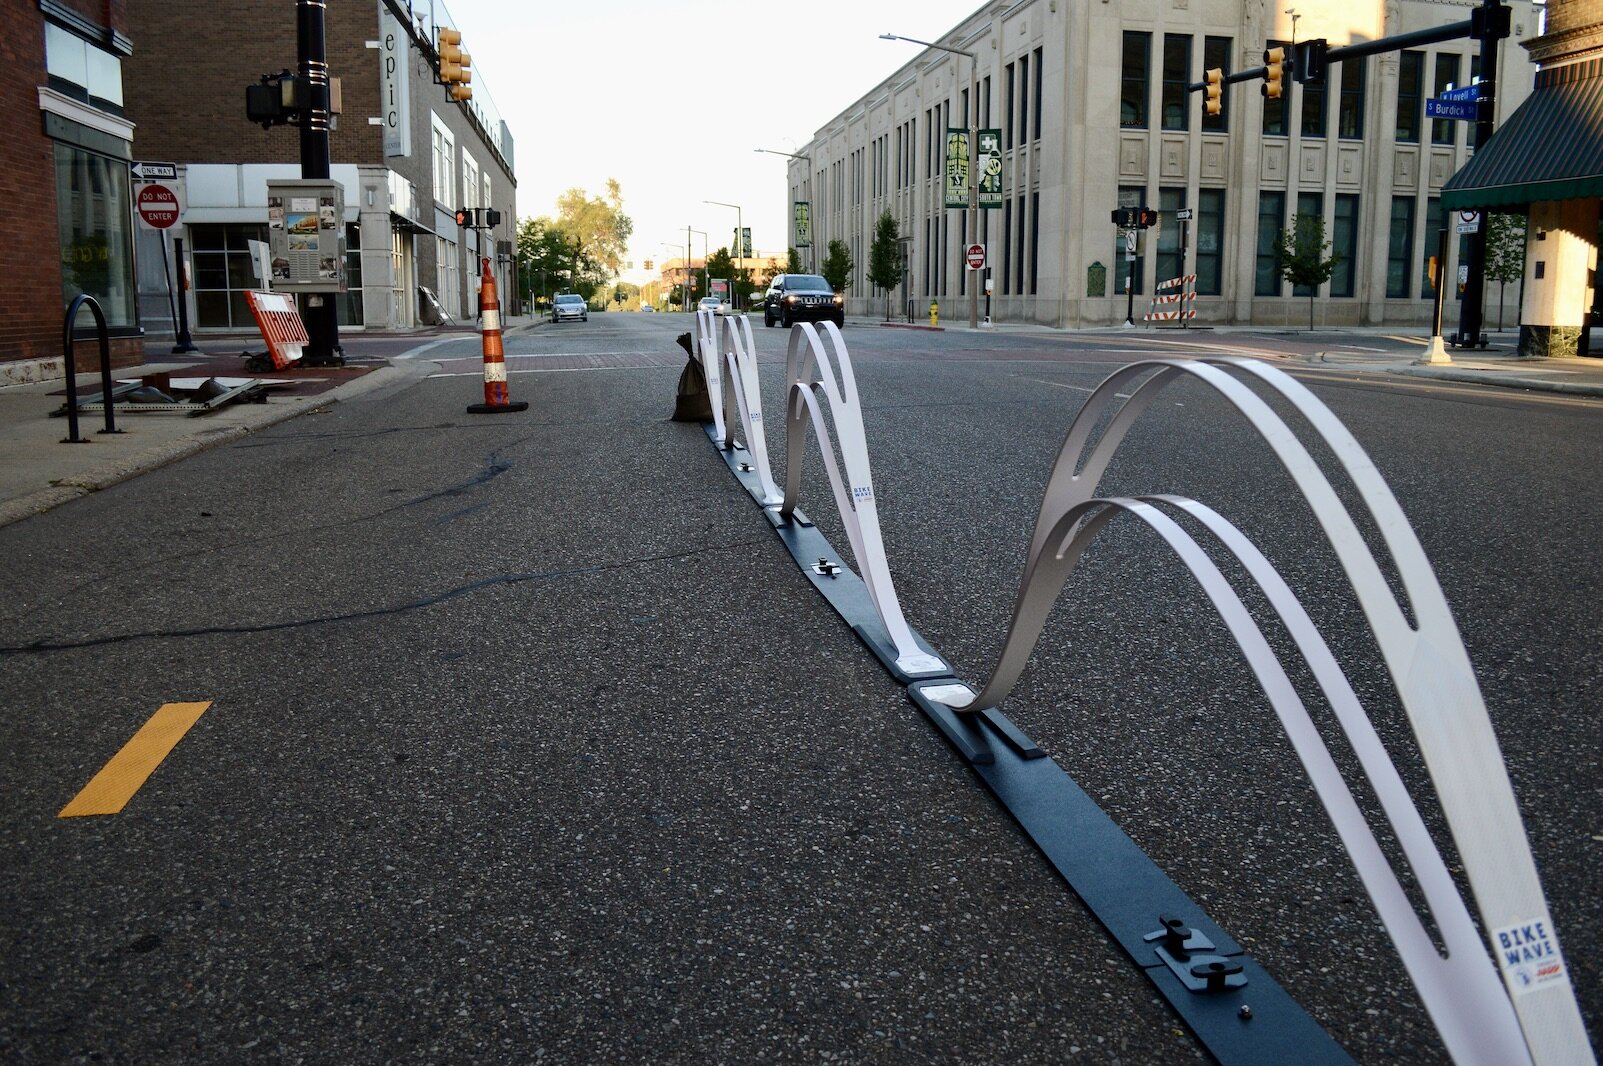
460 0 985 286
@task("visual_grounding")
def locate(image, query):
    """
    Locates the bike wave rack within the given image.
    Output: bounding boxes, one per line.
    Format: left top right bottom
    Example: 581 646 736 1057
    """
689 320 1593 1065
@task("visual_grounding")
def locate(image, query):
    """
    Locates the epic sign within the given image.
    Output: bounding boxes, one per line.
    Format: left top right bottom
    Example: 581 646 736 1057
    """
380 11 411 158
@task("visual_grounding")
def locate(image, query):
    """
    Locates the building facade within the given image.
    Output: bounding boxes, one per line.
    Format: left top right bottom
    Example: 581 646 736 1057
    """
5 0 142 377
793 0 1539 329
1443 0 1603 357
121 0 516 337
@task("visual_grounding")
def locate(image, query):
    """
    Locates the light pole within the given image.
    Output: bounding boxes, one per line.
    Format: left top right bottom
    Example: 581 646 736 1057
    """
704 200 744 309
688 228 709 309
881 32 979 330
754 149 813 272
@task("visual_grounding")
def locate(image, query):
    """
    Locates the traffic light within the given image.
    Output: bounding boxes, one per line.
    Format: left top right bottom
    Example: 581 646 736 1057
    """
437 27 473 102
1204 67 1224 116
644 259 654 271
1137 208 1159 228
245 69 301 129
1292 40 1328 85
455 206 472 227
1262 46 1286 99
484 209 501 227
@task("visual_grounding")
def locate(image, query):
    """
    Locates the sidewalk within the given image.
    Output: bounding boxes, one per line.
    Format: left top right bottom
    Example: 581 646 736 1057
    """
1315 344 1603 396
0 321 505 529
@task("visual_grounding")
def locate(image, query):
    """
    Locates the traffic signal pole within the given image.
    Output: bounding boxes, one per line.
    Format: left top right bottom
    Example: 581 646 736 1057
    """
1455 0 1503 349
297 0 342 366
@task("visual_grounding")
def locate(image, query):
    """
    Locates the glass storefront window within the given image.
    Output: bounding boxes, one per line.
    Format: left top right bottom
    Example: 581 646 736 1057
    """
339 222 364 326
191 223 266 328
54 143 136 329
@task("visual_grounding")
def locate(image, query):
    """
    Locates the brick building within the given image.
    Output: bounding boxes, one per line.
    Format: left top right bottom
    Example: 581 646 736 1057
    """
121 0 516 335
4 0 143 378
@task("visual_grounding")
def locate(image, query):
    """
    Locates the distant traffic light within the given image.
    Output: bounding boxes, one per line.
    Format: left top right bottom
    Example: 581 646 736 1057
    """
1204 67 1224 116
1262 46 1286 99
1109 207 1159 229
437 27 473 102
644 259 654 271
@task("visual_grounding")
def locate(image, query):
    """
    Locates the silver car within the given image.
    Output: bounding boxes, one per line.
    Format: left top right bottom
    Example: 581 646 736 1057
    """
552 293 588 323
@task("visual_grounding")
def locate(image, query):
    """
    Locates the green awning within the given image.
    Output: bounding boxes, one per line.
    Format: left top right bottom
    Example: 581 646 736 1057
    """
1441 58 1603 211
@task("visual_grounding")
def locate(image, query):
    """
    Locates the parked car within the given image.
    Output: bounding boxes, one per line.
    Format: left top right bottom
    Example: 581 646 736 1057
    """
552 293 588 323
763 274 844 328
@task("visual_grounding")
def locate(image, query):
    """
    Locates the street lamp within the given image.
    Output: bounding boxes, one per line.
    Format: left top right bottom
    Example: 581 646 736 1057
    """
881 32 979 330
688 228 709 310
755 148 813 272
704 199 743 310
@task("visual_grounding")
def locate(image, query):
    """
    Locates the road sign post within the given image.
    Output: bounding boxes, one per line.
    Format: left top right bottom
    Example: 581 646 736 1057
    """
132 166 196 353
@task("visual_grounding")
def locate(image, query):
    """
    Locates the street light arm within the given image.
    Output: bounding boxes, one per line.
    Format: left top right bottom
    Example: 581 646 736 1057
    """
879 32 975 60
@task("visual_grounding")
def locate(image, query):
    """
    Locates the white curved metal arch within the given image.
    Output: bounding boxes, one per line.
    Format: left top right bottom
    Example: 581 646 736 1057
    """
718 315 783 504
1004 493 1529 1065
946 358 1589 1065
693 308 726 444
781 322 942 675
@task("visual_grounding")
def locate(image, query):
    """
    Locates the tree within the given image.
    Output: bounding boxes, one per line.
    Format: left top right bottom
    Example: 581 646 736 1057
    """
549 179 634 299
786 247 804 273
821 239 854 296
868 211 902 321
1275 213 1341 331
516 216 576 312
1484 211 1527 331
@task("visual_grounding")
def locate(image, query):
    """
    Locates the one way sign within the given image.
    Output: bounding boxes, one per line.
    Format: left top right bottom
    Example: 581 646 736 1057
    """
131 161 178 181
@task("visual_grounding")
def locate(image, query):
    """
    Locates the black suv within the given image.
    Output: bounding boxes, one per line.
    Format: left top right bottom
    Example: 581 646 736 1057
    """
763 274 844 329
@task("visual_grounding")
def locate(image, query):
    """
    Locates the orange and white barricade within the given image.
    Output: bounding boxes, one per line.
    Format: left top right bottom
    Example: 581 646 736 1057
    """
466 257 528 414
1144 274 1198 324
244 290 309 369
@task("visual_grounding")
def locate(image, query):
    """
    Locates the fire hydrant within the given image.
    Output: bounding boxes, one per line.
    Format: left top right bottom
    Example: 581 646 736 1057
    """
929 300 939 327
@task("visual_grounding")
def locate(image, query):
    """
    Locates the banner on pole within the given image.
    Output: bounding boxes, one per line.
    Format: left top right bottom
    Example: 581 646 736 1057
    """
977 128 1002 208
945 128 969 209
794 201 811 248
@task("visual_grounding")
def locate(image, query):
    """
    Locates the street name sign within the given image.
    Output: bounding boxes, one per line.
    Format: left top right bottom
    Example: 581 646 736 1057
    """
1426 98 1476 121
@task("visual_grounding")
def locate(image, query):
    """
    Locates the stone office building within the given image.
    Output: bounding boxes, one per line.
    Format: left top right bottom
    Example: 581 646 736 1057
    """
121 0 516 336
791 0 1540 329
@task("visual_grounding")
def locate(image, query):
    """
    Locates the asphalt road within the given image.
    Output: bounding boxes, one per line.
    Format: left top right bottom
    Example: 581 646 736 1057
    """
2 313 1598 1063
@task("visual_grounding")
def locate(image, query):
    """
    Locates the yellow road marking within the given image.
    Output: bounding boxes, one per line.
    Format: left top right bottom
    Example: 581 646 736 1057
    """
59 702 211 817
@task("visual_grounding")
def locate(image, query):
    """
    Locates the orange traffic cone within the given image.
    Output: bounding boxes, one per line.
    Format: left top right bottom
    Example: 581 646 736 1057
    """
467 257 528 414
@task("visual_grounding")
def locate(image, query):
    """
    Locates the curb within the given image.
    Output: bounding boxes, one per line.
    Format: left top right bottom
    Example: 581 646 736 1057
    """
0 363 419 530
1388 364 1603 397
0 394 336 529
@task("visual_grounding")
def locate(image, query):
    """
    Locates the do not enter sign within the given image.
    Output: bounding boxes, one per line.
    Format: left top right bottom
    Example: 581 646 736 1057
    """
965 243 986 270
136 183 181 229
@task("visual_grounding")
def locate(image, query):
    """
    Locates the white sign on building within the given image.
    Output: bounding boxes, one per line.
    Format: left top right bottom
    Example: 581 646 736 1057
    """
380 9 411 158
